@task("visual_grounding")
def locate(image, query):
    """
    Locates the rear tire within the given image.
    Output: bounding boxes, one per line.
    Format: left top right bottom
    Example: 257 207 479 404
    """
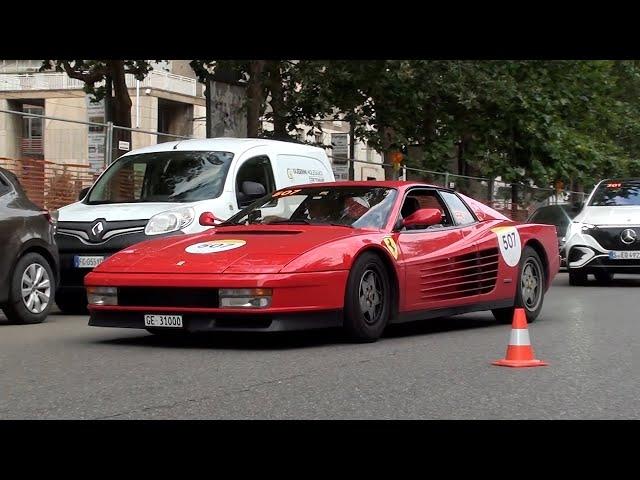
492 246 545 324
569 270 588 286
343 252 392 343
3 253 55 324
55 291 88 315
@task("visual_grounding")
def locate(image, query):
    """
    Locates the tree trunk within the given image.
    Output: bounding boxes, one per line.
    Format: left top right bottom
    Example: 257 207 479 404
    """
247 60 266 137
268 61 288 139
381 126 397 180
108 60 133 162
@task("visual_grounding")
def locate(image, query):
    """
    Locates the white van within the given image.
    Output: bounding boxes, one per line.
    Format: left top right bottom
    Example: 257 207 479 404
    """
54 138 335 312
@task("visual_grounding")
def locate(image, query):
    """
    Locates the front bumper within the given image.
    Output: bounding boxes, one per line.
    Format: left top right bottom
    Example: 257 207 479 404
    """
566 231 640 274
86 270 350 332
89 309 343 332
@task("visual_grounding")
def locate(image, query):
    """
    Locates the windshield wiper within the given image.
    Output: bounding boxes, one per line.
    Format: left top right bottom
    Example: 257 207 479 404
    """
267 219 312 225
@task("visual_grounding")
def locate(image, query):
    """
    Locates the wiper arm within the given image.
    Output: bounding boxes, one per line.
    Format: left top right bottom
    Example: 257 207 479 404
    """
267 219 311 225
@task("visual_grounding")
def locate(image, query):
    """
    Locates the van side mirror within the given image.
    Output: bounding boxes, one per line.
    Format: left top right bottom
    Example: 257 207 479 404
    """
242 181 266 198
78 186 90 200
403 208 443 229
572 201 584 213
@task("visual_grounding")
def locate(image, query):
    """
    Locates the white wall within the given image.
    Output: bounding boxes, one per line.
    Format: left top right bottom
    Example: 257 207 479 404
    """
0 99 20 159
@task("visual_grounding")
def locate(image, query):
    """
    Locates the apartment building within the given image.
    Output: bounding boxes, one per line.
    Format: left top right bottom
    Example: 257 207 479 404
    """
0 60 207 173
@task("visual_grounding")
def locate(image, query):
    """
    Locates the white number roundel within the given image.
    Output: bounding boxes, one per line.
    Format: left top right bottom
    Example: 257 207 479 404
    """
185 239 246 254
492 226 522 267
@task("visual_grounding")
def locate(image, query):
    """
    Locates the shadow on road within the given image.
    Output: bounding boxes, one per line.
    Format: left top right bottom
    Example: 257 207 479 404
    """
92 314 500 350
554 272 640 288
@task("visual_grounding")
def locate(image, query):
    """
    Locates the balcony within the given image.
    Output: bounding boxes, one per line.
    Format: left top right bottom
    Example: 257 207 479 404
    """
0 71 199 97
20 137 44 157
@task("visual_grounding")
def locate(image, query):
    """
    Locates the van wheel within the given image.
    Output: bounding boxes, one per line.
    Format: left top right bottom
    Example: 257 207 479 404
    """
3 253 55 324
343 252 391 343
492 246 545 324
55 291 88 315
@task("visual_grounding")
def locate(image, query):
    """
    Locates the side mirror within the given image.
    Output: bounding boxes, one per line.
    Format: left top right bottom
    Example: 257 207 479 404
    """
78 186 90 201
572 202 584 213
199 212 221 227
403 208 443 229
242 181 266 198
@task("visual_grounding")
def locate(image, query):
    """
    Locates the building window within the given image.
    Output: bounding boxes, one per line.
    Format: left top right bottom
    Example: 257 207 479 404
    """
22 105 43 139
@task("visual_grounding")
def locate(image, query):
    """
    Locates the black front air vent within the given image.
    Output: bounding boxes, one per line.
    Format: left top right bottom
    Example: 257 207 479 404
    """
118 287 219 308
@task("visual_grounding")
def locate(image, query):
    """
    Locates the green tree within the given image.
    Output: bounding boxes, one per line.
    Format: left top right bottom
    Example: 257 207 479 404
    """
40 60 155 162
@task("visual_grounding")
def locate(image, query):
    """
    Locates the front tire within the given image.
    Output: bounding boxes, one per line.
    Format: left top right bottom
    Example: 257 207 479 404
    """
594 271 613 284
55 290 89 314
343 252 392 343
3 252 55 324
492 246 545 324
569 270 588 286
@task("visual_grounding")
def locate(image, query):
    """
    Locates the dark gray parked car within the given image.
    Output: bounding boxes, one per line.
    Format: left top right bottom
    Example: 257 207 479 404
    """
527 204 578 269
0 167 59 323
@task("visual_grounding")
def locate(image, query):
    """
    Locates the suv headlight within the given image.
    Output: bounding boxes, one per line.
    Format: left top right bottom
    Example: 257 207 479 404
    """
568 221 596 238
145 207 195 236
87 287 118 306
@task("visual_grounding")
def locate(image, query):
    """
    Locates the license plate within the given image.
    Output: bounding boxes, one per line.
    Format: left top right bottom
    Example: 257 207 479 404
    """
144 314 183 328
608 251 640 260
74 255 105 268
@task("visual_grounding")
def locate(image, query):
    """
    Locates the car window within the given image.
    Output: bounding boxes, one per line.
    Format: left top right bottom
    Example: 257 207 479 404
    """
530 207 570 235
399 190 453 230
439 191 476 226
0 173 12 197
589 180 640 206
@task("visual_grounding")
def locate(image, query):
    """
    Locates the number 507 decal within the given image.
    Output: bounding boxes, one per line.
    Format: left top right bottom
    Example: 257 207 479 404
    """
491 226 522 267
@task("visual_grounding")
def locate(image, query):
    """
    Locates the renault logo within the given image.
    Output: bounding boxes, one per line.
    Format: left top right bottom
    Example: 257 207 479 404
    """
91 221 105 239
620 228 637 245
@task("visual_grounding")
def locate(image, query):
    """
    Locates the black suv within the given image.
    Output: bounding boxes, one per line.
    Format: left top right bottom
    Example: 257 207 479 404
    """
0 167 59 323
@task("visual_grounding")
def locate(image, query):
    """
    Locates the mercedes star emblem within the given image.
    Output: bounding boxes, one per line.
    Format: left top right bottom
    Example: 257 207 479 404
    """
620 228 637 245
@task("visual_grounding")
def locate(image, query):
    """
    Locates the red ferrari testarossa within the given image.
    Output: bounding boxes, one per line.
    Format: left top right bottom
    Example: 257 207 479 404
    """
85 181 559 342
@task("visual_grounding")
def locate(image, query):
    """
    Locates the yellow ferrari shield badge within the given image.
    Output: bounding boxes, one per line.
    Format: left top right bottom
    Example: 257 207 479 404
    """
383 236 398 259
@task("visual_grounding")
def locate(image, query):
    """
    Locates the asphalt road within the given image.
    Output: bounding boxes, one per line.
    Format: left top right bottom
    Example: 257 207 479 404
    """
1 273 637 419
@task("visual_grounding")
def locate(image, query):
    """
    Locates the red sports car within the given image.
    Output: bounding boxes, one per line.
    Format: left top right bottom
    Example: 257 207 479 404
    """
85 181 560 342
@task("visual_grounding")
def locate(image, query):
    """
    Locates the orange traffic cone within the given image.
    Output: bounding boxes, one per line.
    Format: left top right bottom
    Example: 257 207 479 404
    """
492 308 548 368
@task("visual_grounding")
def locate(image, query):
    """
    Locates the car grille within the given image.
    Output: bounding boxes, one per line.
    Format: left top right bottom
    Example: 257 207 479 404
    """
588 227 640 251
118 287 219 308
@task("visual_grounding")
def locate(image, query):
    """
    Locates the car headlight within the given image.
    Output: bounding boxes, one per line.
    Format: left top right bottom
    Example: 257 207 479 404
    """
219 288 272 308
568 221 596 238
87 287 118 306
145 207 195 235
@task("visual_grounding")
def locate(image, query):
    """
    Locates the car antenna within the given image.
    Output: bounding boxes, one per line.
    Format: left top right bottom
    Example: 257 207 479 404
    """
173 140 183 150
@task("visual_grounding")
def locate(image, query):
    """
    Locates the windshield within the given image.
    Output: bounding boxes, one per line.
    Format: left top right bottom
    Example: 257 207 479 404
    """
589 180 640 207
86 151 234 205
223 186 398 229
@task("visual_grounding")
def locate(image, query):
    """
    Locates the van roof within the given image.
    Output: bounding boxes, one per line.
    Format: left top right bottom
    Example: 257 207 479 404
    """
120 137 328 159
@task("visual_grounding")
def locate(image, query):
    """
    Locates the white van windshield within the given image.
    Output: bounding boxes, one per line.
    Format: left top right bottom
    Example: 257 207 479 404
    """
86 151 234 205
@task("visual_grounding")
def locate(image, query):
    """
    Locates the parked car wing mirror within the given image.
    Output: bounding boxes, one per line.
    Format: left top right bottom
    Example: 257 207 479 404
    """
403 208 443 228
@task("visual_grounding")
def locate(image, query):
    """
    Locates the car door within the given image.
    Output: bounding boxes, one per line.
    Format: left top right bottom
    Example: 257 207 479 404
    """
396 188 480 312
0 171 23 293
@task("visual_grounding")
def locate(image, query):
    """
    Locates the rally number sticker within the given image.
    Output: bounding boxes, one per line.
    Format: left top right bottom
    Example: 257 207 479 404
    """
272 189 301 198
491 227 521 267
383 236 399 260
185 239 246 254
